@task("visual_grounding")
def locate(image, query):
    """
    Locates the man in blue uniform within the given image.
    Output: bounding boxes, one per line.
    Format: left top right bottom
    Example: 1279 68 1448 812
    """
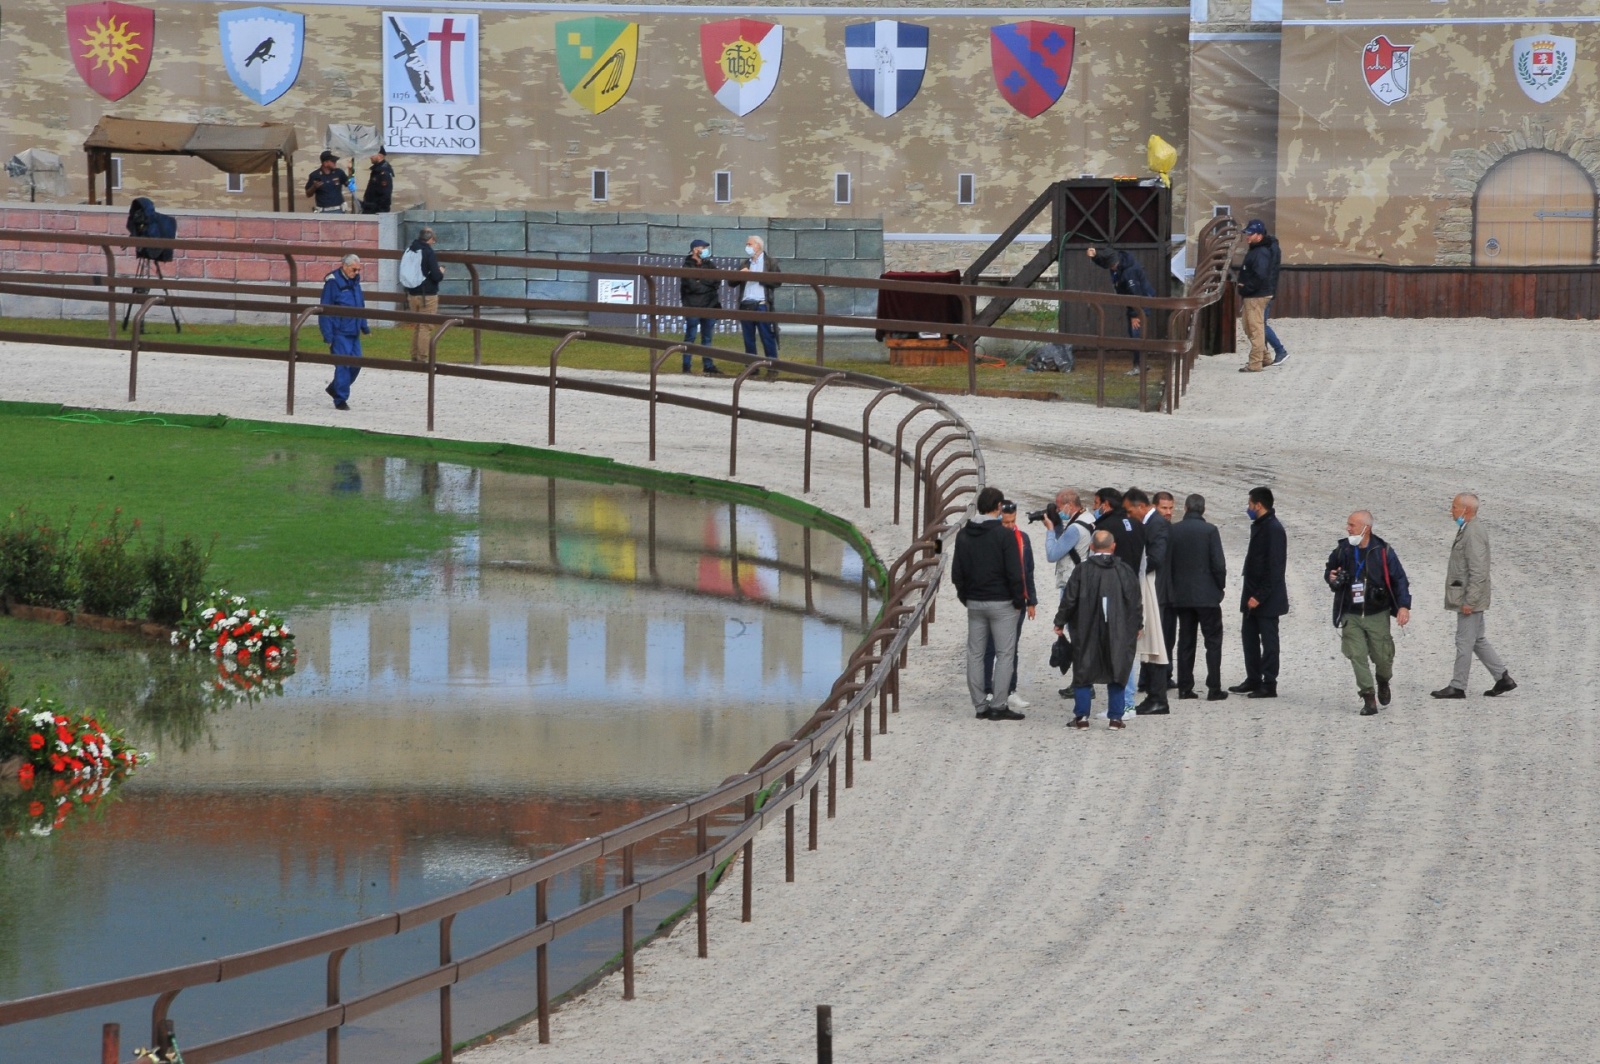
305 151 349 213
320 254 369 410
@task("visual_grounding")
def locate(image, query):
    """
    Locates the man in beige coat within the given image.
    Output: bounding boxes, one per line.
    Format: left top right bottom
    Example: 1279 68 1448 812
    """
1431 493 1516 699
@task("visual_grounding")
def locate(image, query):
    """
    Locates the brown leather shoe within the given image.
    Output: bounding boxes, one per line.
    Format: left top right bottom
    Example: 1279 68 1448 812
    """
1108 719 1126 730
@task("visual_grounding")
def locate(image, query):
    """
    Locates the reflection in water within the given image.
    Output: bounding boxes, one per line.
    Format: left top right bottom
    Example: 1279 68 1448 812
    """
0 458 878 1064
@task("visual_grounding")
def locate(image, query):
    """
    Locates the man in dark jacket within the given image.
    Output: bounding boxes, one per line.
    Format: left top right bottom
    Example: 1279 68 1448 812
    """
1087 246 1157 374
1325 511 1412 715
678 239 724 375
953 487 1028 721
304 151 349 212
319 254 369 410
1124 488 1171 714
1093 487 1144 575
404 227 446 363
1231 486 1288 697
983 501 1038 711
1055 530 1142 729
359 147 394 214
1237 219 1282 372
1167 494 1229 700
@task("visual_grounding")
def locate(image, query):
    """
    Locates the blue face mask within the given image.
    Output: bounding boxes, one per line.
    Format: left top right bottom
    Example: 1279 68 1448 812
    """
1245 508 1256 521
1455 516 1465 528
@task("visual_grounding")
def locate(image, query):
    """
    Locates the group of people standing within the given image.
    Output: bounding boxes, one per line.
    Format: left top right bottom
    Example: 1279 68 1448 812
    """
952 484 1515 728
677 236 785 379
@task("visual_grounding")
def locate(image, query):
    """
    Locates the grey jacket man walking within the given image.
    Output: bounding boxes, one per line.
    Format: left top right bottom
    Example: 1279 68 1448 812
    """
1431 493 1516 699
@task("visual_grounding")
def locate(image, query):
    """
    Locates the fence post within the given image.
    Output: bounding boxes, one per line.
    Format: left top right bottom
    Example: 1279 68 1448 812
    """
439 914 455 1064
817 1005 833 1064
622 843 637 1000
536 880 550 1044
326 946 347 1064
696 814 709 959
101 1023 119 1064
784 768 796 882
742 793 755 923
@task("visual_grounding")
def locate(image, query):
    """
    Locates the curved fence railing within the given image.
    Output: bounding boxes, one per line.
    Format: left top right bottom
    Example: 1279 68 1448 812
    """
0 279 986 1063
0 213 1238 412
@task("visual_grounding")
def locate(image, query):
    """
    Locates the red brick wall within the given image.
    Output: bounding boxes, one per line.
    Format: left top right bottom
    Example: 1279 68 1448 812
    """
0 203 396 318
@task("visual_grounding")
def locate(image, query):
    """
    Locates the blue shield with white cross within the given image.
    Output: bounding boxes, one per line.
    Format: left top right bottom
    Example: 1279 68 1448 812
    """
844 20 928 118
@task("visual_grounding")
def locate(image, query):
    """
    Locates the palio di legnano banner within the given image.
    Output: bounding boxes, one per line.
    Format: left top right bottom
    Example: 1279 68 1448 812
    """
382 11 480 154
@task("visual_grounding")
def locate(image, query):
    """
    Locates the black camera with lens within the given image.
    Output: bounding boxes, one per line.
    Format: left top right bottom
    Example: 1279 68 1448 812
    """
126 196 176 262
1026 504 1059 526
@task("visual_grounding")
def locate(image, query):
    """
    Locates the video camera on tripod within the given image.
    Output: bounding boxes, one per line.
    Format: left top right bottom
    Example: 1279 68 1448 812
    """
126 197 176 261
121 197 182 332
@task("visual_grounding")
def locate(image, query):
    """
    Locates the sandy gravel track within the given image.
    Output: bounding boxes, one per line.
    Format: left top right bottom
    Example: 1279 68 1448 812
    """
5 319 1596 1063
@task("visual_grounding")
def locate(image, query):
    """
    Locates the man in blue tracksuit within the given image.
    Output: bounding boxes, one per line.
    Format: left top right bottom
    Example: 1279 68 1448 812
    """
320 254 369 410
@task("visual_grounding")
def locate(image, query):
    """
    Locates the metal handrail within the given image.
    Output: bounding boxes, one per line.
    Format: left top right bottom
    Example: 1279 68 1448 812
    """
0 281 986 1064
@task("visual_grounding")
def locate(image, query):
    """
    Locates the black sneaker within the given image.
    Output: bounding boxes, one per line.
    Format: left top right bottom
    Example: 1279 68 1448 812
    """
1484 673 1517 697
988 707 1026 721
1430 686 1466 699
334 401 351 411
1271 350 1289 366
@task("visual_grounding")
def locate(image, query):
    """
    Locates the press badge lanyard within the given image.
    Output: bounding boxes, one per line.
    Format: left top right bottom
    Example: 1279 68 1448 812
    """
1350 546 1368 605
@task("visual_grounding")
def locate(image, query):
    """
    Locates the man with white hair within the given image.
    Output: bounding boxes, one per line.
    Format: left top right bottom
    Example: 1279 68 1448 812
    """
319 253 369 411
1325 510 1412 716
1432 493 1516 699
733 234 782 378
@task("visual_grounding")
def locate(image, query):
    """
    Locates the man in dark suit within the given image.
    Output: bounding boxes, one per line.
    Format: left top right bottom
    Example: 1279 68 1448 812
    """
1231 485 1288 698
1093 487 1144 574
1167 494 1229 700
1123 487 1170 714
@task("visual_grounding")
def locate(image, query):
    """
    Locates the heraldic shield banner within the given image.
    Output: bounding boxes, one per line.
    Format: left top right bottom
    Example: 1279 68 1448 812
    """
220 7 305 106
1362 35 1411 106
1513 35 1575 104
701 19 783 117
990 21 1074 119
844 20 928 118
382 12 480 155
66 2 154 102
556 17 638 115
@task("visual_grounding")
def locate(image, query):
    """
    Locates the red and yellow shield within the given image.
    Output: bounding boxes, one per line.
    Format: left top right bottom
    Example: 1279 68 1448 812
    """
66 2 155 101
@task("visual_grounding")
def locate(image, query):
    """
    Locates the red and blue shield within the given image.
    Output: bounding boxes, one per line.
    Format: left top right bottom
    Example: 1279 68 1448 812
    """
990 21 1074 119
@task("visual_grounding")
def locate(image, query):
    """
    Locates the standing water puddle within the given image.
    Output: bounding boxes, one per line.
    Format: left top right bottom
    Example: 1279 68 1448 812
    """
0 457 878 1063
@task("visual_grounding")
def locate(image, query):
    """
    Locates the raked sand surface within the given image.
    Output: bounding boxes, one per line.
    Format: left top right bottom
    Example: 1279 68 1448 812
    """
5 319 1598 1062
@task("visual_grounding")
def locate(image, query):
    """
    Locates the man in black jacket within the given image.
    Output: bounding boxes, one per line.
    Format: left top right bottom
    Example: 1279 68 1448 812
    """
982 501 1038 711
1167 494 1229 700
359 147 394 214
1055 530 1143 730
1237 219 1281 373
1124 488 1171 714
1086 246 1157 374
1231 486 1288 698
1093 487 1144 575
678 239 724 375
1325 511 1412 715
953 486 1028 721
403 227 446 363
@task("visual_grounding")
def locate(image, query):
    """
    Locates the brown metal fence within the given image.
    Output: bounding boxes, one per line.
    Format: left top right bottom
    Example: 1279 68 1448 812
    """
0 213 1238 412
0 276 986 1062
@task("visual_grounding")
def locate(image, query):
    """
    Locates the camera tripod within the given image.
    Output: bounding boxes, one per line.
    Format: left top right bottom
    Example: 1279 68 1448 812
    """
120 255 183 333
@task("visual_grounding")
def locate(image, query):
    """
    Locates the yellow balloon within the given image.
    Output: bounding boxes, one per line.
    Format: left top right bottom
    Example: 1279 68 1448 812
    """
1147 135 1177 187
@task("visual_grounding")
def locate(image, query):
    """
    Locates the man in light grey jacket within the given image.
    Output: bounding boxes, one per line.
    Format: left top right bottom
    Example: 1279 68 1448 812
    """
1432 493 1516 699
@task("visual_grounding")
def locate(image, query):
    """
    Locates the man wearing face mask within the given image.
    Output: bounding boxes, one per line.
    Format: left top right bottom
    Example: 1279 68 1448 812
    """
1231 486 1288 698
1325 511 1412 716
679 239 725 375
319 253 369 410
733 234 783 378
1432 493 1516 699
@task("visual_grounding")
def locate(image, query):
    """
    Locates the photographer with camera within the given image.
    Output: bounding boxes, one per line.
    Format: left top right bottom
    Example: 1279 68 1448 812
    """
1325 511 1411 716
1035 489 1095 603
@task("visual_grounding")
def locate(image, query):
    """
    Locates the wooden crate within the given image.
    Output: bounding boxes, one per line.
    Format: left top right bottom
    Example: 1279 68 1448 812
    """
885 337 967 366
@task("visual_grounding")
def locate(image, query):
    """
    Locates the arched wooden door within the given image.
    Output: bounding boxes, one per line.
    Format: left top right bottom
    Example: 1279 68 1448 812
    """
1474 150 1596 266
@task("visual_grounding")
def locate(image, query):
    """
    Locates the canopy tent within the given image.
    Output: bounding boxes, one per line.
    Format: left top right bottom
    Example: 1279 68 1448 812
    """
83 116 299 211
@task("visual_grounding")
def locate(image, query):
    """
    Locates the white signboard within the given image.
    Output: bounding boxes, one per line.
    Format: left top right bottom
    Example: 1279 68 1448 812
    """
382 12 480 155
597 279 637 304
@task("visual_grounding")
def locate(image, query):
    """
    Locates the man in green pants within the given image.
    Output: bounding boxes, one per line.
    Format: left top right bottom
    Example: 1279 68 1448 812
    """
1324 511 1412 716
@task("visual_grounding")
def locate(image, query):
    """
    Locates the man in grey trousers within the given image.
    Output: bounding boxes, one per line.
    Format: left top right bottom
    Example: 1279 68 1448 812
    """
1432 493 1517 699
952 486 1029 721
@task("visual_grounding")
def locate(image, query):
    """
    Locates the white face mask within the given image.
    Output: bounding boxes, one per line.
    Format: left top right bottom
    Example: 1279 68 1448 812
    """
745 246 756 257
1346 532 1364 546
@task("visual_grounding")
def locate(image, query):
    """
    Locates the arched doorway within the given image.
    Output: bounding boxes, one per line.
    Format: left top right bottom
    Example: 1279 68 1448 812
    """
1473 149 1596 266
